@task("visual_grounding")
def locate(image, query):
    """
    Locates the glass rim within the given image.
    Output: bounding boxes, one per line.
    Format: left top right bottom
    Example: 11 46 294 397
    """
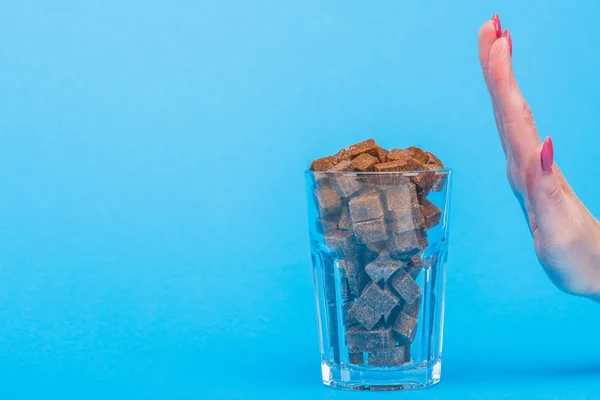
304 168 452 176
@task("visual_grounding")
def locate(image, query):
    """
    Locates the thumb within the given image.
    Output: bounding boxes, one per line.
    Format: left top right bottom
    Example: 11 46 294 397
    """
525 137 567 235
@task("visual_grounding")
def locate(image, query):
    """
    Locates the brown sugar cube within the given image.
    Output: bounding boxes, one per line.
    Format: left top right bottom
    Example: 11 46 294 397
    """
375 146 389 163
368 345 409 367
388 230 424 260
415 147 446 194
330 160 354 172
430 174 447 192
430 173 447 192
348 190 384 223
336 259 369 297
316 217 338 234
385 154 425 171
425 150 443 167
356 282 401 320
386 148 411 162
359 245 380 266
351 153 379 172
353 217 388 244
408 157 427 172
342 301 359 327
374 157 424 173
337 236 365 261
335 258 363 278
427 166 447 193
365 252 404 283
348 139 379 159
406 158 434 192
310 156 335 171
389 269 422 305
421 198 442 229
349 352 365 365
373 160 405 173
392 311 418 343
315 179 342 214
347 270 370 297
425 151 446 192
328 160 362 198
401 296 422 319
333 148 350 164
382 184 418 213
406 254 424 279
405 146 429 164
345 326 394 353
387 206 425 233
349 283 399 330
414 165 441 194
398 159 427 185
374 175 411 193
357 150 385 185
408 254 424 268
324 230 355 254
338 206 352 230
372 160 409 186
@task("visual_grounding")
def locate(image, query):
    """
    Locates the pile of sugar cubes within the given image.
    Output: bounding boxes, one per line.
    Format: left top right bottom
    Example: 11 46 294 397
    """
310 139 445 366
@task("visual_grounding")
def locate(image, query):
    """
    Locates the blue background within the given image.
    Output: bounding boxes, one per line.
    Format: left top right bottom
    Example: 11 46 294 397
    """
1 1 600 399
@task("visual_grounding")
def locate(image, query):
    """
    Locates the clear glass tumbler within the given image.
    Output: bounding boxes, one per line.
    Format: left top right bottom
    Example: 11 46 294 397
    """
304 168 451 390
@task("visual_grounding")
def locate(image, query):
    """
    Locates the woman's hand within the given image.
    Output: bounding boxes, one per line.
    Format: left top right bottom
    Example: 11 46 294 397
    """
479 14 600 301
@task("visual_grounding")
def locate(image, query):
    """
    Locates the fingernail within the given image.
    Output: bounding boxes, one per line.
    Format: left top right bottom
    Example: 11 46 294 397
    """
541 136 554 172
503 29 512 56
492 13 502 38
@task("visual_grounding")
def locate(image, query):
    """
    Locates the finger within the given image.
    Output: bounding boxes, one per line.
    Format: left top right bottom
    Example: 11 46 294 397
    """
478 17 507 155
488 32 542 164
525 137 569 235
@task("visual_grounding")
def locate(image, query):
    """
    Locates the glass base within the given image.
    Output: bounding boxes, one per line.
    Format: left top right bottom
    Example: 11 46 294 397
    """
321 359 442 391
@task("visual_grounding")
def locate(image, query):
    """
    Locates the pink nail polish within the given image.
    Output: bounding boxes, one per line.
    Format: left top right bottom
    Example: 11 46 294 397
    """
492 13 502 39
541 137 554 172
503 29 512 56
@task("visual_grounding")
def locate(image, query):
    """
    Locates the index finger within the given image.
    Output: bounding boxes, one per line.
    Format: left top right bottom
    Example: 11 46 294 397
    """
478 18 507 155
488 32 542 164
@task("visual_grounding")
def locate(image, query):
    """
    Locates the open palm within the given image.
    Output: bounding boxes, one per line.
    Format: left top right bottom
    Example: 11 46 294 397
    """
479 15 600 300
